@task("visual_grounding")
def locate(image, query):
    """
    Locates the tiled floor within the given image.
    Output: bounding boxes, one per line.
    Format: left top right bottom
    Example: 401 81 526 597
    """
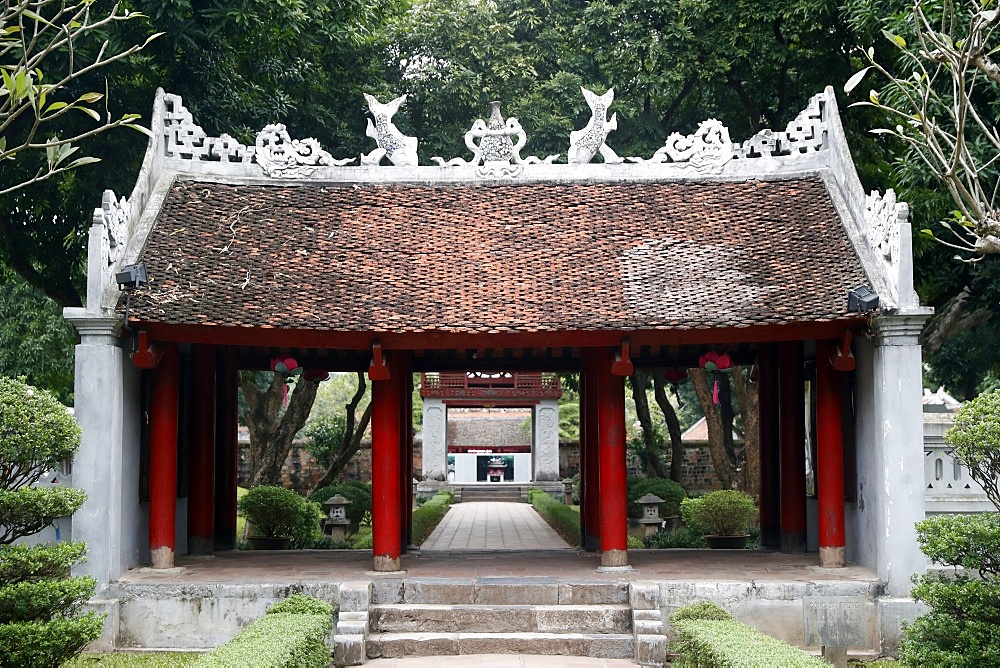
421 502 571 551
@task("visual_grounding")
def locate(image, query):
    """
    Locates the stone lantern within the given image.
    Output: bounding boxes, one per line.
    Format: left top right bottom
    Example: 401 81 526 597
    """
562 478 575 505
323 494 351 543
636 493 665 537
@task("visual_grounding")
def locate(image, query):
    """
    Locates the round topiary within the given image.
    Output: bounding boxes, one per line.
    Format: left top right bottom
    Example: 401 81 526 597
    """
627 477 687 518
683 490 758 536
238 486 308 538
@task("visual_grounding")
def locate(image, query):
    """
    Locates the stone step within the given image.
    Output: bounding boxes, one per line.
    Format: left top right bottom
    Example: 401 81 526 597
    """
366 632 635 660
370 603 632 635
457 487 526 502
376 578 629 606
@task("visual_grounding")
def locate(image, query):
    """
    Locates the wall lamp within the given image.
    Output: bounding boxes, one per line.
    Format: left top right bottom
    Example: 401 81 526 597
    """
847 285 879 313
116 262 148 291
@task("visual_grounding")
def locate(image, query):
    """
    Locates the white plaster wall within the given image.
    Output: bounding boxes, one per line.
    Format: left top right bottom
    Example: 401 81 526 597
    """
120 363 146 570
848 335 880 575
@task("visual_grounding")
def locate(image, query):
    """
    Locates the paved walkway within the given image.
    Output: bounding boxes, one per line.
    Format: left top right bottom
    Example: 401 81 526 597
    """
421 502 571 551
366 655 639 667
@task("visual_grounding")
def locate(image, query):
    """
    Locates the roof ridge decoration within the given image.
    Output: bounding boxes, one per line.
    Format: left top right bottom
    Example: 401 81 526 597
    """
568 87 623 164
361 94 418 166
432 100 560 177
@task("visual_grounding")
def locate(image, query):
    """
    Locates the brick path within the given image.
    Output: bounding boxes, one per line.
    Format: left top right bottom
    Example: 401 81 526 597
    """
421 502 571 551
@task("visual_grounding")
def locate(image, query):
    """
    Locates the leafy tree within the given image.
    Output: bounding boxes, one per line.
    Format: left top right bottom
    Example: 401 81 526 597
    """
0 377 103 666
945 388 1000 508
303 372 372 495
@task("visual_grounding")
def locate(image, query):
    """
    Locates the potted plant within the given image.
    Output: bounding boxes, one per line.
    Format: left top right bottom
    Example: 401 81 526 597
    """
681 490 758 549
238 485 307 550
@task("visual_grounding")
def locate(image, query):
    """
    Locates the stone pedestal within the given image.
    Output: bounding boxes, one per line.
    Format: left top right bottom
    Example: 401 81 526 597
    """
533 399 560 481
421 398 447 481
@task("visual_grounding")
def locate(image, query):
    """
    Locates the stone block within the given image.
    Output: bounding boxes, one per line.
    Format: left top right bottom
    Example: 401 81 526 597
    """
629 583 660 610
534 605 631 634
803 596 875 649
633 619 662 636
338 581 372 612
83 598 120 652
475 577 559 605
557 581 628 605
878 597 927 656
633 609 661 621
404 578 475 604
371 579 403 604
584 633 635 658
633 634 667 666
373 632 459 658
336 611 368 636
457 632 584 656
333 634 365 666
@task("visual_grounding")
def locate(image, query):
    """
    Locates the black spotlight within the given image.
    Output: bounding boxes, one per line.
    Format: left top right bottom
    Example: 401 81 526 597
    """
116 262 148 290
847 285 879 313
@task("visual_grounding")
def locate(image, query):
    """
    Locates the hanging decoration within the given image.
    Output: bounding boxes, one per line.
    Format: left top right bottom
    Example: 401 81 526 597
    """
662 367 689 405
270 356 302 405
698 351 734 404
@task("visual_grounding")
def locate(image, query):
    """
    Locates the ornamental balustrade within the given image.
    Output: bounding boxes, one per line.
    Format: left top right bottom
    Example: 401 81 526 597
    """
420 372 562 400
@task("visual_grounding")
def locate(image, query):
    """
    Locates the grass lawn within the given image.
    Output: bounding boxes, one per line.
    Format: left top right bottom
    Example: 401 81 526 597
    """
63 651 200 667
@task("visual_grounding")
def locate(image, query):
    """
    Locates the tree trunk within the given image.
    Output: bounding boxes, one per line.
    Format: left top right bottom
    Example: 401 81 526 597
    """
630 370 668 478
652 374 685 484
308 372 373 495
732 367 760 501
240 371 320 487
689 368 737 490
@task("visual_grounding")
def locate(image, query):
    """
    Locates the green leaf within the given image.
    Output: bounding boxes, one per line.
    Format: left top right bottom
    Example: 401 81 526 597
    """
125 123 154 139
845 67 872 94
882 29 906 49
66 156 101 168
45 101 68 113
75 106 101 121
76 92 103 104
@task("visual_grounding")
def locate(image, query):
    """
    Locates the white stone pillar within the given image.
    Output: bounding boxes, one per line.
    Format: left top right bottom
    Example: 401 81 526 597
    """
421 398 447 481
533 399 560 481
64 312 125 588
867 314 930 595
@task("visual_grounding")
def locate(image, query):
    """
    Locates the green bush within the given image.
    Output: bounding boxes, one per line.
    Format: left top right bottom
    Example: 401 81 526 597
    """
644 526 709 549
669 602 824 668
0 613 106 668
899 513 1000 666
527 488 580 546
238 486 318 547
267 594 333 617
192 612 331 667
944 389 1000 509
681 490 758 536
627 477 687 518
307 481 371 535
670 618 827 667
0 378 103 666
412 490 454 545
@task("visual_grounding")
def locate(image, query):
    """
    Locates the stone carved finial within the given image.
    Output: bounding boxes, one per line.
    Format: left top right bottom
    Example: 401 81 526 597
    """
866 189 908 262
431 101 558 177
629 119 734 173
99 189 130 265
255 124 355 177
568 87 623 164
361 94 419 166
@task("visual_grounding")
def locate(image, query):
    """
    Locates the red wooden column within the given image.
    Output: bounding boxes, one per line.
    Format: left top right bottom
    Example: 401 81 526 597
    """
581 349 601 552
214 348 239 551
757 343 781 549
399 363 413 550
149 343 179 569
597 348 628 568
779 341 807 553
187 345 216 555
371 350 404 572
816 340 847 567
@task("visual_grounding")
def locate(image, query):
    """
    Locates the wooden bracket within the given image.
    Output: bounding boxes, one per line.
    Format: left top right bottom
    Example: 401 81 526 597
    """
831 330 856 372
368 340 390 381
132 331 164 369
611 337 634 377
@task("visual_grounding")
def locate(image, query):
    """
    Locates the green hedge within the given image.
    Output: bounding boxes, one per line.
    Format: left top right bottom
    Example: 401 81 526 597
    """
669 602 826 668
627 477 687 518
192 596 333 668
0 613 105 668
411 490 453 545
527 489 580 546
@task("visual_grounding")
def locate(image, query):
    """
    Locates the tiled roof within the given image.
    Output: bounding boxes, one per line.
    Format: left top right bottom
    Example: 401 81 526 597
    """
128 177 869 334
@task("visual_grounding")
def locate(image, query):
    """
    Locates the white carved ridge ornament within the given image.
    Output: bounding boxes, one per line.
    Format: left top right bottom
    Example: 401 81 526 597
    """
865 189 907 263
432 101 559 177
361 94 418 167
568 87 623 164
629 119 734 174
255 124 354 177
98 190 130 265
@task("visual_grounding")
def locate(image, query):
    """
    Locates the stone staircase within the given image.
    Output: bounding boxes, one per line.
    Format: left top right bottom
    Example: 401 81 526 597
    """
453 484 528 503
333 578 666 666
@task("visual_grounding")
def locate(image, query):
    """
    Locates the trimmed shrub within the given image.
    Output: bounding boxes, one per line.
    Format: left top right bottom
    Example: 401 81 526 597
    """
899 513 1000 666
645 526 708 549
307 481 371 535
267 594 333 617
627 477 687 518
412 490 454 545
669 601 824 668
527 488 580 546
0 378 103 666
681 490 758 536
192 612 331 668
238 486 319 548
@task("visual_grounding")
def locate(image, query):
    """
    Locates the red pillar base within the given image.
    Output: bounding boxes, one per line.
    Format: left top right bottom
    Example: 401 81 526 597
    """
820 546 846 568
373 554 401 572
151 546 174 570
600 549 628 568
